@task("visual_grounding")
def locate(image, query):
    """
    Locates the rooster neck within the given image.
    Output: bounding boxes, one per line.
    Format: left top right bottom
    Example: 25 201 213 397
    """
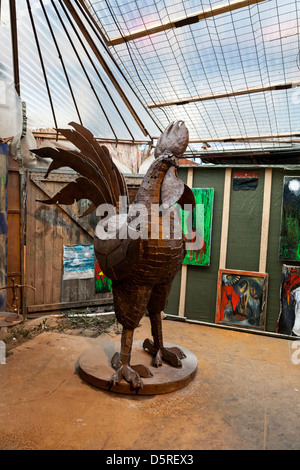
134 157 176 208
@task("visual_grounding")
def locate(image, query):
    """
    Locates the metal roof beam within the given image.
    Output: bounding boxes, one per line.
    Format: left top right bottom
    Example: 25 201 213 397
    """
147 81 300 108
189 132 300 143
107 0 266 46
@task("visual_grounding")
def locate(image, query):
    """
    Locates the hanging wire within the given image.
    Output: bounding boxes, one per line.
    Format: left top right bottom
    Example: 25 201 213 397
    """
79 0 162 137
26 0 58 133
295 0 300 72
39 0 83 126
274 0 293 135
58 0 136 142
103 0 171 127
160 0 224 153
227 2 264 151
53 0 119 140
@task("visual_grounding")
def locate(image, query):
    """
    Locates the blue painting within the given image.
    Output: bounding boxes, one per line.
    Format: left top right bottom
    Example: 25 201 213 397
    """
63 244 95 280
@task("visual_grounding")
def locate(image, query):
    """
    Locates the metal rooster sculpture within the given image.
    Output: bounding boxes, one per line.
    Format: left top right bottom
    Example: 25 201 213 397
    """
32 121 196 390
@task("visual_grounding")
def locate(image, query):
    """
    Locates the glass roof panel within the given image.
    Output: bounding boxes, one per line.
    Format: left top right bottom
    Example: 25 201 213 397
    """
85 0 300 151
1 0 300 153
0 0 160 141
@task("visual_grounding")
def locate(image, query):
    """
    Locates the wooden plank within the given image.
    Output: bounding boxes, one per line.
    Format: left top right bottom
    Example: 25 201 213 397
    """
148 81 299 108
6 164 21 309
219 168 232 270
30 176 94 238
259 169 272 273
27 295 114 313
52 206 63 305
178 167 194 317
26 172 113 312
44 180 56 305
33 185 45 306
107 0 266 46
25 172 36 306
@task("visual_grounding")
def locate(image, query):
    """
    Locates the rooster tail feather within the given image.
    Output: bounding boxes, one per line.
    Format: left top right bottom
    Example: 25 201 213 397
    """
31 123 129 213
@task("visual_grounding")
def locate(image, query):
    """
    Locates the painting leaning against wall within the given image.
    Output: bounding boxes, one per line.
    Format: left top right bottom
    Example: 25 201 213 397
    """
181 188 214 266
277 264 300 337
216 269 268 330
95 262 112 294
279 176 300 261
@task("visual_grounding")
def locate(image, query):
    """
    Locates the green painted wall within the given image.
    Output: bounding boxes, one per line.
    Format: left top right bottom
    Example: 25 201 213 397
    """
165 165 300 334
165 167 225 322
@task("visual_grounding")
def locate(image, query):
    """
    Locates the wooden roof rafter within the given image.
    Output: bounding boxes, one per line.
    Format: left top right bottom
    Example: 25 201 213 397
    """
105 0 266 46
147 81 300 108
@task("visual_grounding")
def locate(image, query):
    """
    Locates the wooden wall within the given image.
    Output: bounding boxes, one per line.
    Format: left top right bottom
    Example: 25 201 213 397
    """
25 170 112 314
7 155 22 310
25 170 142 314
0 145 8 311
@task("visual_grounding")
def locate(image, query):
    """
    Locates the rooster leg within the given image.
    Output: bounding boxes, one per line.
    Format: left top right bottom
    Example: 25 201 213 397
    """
144 311 186 368
110 328 152 389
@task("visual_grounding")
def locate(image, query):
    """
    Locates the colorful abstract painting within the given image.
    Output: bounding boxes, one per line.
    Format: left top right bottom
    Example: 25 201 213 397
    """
95 262 112 294
277 265 300 336
216 269 268 330
63 244 94 280
279 176 300 261
181 188 214 266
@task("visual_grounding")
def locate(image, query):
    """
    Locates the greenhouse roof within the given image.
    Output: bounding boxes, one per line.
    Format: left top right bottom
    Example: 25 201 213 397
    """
1 0 300 159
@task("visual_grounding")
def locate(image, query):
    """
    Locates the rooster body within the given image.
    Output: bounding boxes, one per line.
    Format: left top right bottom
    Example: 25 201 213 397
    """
33 121 196 389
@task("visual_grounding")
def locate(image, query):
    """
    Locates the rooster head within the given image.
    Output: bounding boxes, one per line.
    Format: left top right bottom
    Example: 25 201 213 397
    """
154 121 189 158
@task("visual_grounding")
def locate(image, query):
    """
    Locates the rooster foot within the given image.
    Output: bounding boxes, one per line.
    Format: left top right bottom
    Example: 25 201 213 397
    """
109 352 153 390
143 338 186 368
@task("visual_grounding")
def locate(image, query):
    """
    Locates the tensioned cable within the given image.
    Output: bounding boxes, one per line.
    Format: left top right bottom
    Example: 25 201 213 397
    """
158 0 224 152
227 2 264 151
208 0 255 150
102 0 173 128
40 0 83 127
274 0 292 135
26 0 58 133
107 0 219 155
248 0 279 142
52 0 119 141
252 1 280 137
79 0 162 136
295 0 300 72
59 0 135 142
177 0 232 151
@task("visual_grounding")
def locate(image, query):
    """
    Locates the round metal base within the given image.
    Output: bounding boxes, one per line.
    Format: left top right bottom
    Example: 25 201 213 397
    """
78 340 198 395
0 311 23 327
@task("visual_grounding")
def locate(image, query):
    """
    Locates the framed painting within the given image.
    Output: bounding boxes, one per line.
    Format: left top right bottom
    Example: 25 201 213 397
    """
277 264 300 337
181 188 214 266
216 269 268 330
279 176 300 261
63 244 94 280
95 262 112 294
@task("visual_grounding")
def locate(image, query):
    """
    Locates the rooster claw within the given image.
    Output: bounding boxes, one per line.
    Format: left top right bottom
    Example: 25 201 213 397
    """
143 338 186 368
109 353 152 390
109 364 144 390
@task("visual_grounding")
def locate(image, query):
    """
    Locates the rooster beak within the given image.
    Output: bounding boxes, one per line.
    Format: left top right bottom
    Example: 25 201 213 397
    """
154 121 189 158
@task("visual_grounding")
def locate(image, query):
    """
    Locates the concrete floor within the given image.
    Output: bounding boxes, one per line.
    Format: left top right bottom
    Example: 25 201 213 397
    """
0 317 299 450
